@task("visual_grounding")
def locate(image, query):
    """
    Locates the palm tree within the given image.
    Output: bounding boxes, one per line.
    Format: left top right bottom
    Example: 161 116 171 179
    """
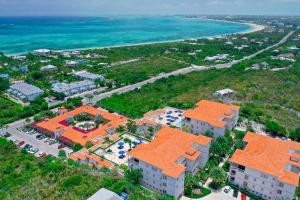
104 136 113 146
124 138 132 150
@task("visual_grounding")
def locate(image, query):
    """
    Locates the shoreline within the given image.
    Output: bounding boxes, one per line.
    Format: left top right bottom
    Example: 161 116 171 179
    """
5 18 265 56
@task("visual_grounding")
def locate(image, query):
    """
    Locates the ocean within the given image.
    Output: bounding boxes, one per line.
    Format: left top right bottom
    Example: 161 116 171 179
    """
0 16 251 55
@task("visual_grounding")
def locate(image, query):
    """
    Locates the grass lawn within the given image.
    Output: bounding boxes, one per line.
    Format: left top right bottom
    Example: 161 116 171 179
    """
0 96 23 124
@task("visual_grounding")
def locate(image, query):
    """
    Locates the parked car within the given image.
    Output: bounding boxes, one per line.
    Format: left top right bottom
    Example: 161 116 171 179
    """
38 152 47 158
17 141 25 147
23 144 32 150
3 132 11 138
29 147 39 154
224 186 231 193
58 144 67 149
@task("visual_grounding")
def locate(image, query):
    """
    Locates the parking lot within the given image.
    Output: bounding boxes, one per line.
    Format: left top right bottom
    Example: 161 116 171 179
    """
1 119 73 157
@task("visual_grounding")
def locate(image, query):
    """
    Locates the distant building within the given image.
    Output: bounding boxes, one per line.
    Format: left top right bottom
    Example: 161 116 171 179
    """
74 71 105 81
183 100 240 138
204 54 229 62
8 82 44 102
129 126 212 199
65 60 79 67
32 49 51 56
52 80 96 96
40 65 58 72
19 66 29 73
213 88 234 98
0 74 9 79
288 46 299 52
229 132 300 200
87 188 122 200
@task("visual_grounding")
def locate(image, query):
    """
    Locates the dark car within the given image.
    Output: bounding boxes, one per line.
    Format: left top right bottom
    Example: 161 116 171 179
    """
3 132 11 138
18 141 25 146
58 144 67 149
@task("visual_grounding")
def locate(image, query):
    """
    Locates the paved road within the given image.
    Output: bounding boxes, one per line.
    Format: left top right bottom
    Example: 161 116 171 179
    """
81 30 294 105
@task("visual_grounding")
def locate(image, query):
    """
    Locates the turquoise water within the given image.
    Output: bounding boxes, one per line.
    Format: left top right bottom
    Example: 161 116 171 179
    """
0 16 251 55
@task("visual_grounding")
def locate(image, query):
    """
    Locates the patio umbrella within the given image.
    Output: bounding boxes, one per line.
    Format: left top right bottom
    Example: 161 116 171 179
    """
119 150 126 155
118 142 124 146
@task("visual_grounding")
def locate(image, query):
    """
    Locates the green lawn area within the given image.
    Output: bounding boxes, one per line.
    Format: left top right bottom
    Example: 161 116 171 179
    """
99 64 300 131
0 137 172 200
0 96 23 124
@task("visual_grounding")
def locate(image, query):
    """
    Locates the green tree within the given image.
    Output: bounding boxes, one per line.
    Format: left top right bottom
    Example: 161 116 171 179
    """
124 169 142 185
58 150 67 159
290 127 300 142
209 167 227 189
85 141 94 149
0 78 9 93
124 138 132 150
126 119 137 133
73 143 83 152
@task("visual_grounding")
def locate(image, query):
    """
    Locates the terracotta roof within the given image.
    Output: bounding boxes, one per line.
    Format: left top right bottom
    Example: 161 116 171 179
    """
69 148 114 168
230 132 300 186
184 100 240 127
129 126 212 178
36 105 127 145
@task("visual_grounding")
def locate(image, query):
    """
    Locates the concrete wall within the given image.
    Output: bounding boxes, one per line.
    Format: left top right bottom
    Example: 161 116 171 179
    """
229 162 296 200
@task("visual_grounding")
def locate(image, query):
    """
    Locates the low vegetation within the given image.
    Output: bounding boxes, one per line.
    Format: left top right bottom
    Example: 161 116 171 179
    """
0 137 172 200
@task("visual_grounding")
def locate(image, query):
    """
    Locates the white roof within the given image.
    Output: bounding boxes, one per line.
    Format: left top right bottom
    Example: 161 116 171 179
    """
52 80 95 93
74 71 104 80
41 65 57 70
88 188 121 200
10 82 44 96
215 88 234 95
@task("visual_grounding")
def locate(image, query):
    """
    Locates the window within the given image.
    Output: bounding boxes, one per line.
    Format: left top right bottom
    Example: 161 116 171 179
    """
243 181 248 187
279 183 284 188
260 173 268 179
238 165 245 171
277 190 282 195
134 158 139 163
231 170 236 175
244 175 249 180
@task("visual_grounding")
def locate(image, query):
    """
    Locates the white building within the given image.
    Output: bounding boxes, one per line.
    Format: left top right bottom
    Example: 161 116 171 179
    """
183 100 240 138
230 132 300 200
129 126 212 199
204 54 229 62
8 82 44 102
32 49 51 56
74 71 105 81
213 88 234 98
40 65 58 72
65 60 79 67
52 80 96 96
88 188 122 200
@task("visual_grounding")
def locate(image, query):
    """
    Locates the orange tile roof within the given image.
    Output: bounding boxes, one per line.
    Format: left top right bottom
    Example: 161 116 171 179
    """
129 126 212 178
184 100 240 127
230 132 300 186
36 105 127 146
69 148 114 168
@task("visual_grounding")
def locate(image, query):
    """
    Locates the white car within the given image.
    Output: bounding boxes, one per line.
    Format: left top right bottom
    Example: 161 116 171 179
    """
224 186 231 193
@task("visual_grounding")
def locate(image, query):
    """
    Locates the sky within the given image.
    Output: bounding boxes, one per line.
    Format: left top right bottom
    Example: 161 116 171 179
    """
0 0 299 16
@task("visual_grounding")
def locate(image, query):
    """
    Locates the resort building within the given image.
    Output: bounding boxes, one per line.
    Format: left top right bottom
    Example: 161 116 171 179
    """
35 105 128 146
40 64 58 72
69 148 114 169
129 126 212 199
213 88 234 98
52 80 96 96
229 132 300 200
8 82 44 102
183 100 240 138
74 70 105 81
65 60 79 67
